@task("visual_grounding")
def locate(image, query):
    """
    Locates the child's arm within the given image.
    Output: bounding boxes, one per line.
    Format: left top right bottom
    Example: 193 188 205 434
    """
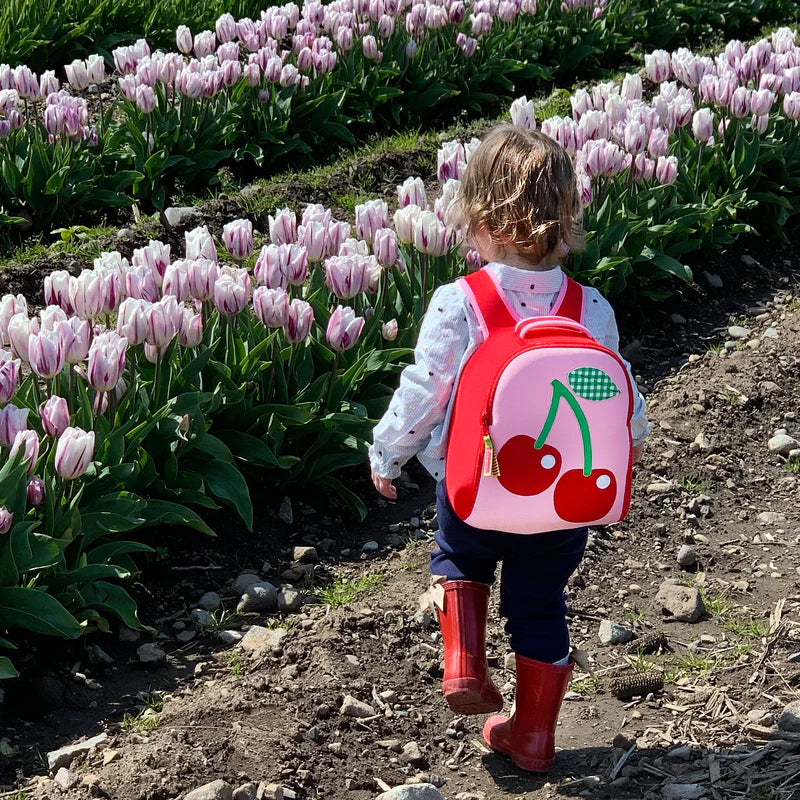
370 283 472 493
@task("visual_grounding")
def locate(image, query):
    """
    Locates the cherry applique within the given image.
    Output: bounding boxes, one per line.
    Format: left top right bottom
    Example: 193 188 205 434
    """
553 468 617 522
496 436 561 496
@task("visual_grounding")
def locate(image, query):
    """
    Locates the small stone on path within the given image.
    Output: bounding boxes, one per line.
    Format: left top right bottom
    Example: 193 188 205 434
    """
778 699 800 733
237 582 278 613
185 780 233 800
137 644 166 665
656 582 705 623
377 786 444 800
757 512 787 525
662 785 707 800
239 625 287 653
598 620 634 645
293 546 318 563
218 630 243 645
340 694 375 718
768 433 798 457
198 592 221 611
163 206 202 228
278 586 301 612
728 325 750 340
362 540 379 552
53 768 77 791
232 783 258 800
233 573 262 596
677 545 697 569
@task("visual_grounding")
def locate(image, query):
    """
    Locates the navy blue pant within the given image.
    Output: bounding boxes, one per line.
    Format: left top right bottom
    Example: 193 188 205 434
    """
430 481 588 663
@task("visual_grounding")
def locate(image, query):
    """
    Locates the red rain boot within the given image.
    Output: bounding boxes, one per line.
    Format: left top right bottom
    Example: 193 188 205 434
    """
482 654 573 771
437 580 503 715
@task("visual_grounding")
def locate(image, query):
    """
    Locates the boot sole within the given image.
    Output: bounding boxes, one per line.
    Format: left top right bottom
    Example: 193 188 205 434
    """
483 725 554 772
444 680 503 714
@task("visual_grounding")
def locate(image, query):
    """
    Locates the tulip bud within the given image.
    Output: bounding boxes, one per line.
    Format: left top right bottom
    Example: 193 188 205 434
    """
185 226 218 264
178 309 203 348
510 96 536 131
28 328 65 379
325 256 374 299
69 270 105 320
253 286 290 328
27 476 44 506
0 403 28 446
655 155 678 186
284 299 314 343
55 427 95 480
621 73 643 102
326 306 365 352
784 91 800 121
397 177 427 209
40 396 69 438
297 221 329 262
213 272 250 316
10 429 39 474
0 506 12 534
269 208 297 245
222 218 254 260
146 298 178 347
216 12 237 43
136 85 156 114
373 228 399 268
88 330 127 393
44 270 74 313
355 199 389 245
381 318 398 341
692 108 714 143
65 59 90 91
729 86 751 119
647 127 670 159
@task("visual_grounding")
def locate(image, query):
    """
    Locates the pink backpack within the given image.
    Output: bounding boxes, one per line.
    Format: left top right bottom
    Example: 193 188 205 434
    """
444 268 634 534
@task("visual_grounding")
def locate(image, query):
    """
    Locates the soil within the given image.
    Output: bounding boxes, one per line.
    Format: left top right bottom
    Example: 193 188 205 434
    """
1 159 800 799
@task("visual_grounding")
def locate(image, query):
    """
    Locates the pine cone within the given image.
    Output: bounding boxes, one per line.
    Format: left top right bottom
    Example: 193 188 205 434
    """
627 632 669 655
610 672 664 700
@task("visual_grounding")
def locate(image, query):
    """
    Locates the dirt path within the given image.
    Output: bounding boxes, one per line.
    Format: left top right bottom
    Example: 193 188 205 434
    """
3 230 800 800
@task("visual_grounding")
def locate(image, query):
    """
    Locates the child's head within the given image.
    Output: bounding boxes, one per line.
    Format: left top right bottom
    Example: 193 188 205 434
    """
457 124 584 267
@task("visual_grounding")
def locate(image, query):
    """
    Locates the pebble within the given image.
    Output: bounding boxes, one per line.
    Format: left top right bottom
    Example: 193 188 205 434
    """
119 626 141 644
662 784 707 800
116 228 135 241
380 689 398 704
232 783 258 800
293 546 318 564
233 573 262 596
376 786 444 800
400 741 427 767
237 582 279 614
655 582 705 623
727 325 750 340
376 739 403 752
768 433 798 457
163 206 202 228
278 497 293 525
278 586 302 613
239 626 287 654
185 780 234 800
137 644 166 665
192 609 211 626
778 699 800 733
670 314 687 325
757 511 787 525
763 327 778 339
218 630 243 645
598 620 634 645
176 631 196 644
647 482 676 496
340 695 376 718
741 254 758 267
198 592 222 611
677 545 697 569
703 271 723 288
53 768 78 791
362 540 380 552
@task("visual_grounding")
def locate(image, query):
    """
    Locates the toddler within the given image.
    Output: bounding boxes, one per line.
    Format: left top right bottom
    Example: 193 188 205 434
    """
369 125 649 772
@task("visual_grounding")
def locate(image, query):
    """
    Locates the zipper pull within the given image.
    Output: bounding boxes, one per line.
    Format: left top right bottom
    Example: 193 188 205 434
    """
482 434 501 478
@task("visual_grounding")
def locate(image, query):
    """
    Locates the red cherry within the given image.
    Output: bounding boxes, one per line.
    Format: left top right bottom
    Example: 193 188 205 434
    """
553 468 617 523
497 435 562 496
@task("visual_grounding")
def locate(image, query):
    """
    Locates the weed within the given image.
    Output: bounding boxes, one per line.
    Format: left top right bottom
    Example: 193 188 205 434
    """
316 572 385 608
120 710 160 733
226 650 244 678
671 652 717 677
200 609 243 634
570 675 600 696
330 191 371 215
706 343 725 355
702 590 733 617
154 546 169 562
623 608 645 625
625 653 659 674
139 687 164 711
746 787 783 800
719 389 741 406
679 473 705 493
721 618 769 639
536 87 573 119
786 458 800 474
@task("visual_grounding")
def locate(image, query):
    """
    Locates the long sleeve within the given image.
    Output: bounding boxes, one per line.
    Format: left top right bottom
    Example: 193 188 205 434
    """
369 284 471 479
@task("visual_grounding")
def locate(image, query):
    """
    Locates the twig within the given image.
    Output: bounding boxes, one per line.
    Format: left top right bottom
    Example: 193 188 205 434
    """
171 564 225 571
610 743 636 781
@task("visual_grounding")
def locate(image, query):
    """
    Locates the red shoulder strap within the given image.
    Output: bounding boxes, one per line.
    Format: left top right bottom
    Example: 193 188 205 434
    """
552 276 584 324
459 268 516 335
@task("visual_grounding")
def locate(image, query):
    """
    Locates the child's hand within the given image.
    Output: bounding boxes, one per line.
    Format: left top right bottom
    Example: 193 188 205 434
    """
632 443 644 464
371 469 397 499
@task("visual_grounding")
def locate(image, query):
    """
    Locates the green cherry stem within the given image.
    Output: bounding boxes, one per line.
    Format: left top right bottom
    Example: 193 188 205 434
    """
534 379 593 477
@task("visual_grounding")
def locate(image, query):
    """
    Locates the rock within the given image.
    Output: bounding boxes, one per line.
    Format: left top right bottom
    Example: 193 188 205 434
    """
237 582 279 614
380 689 398 704
163 206 201 228
763 327 778 339
240 625 287 654
340 694 375 718
677 545 697 569
727 325 750 340
198 592 222 611
293 546 318 564
598 620 634 645
233 783 258 800
656 582 705 623
87 646 114 666
400 741 427 767
53 767 78 791
747 709 775 726
47 733 109 771
757 512 787 525
741 254 758 267
377 785 444 800
703 271 723 288
670 314 687 325
693 432 711 450
137 644 166 664
377 739 403 752
362 540 379 552
768 434 798 457
116 228 135 241
257 784 284 800
185 780 234 800
278 497 293 525
102 749 120 765
176 631 196 643
662 784 706 800
647 482 676 496
192 609 211 626
119 626 141 644
778 699 800 733
233 573 262 596
218 630 243 645
620 339 644 367
278 587 302 613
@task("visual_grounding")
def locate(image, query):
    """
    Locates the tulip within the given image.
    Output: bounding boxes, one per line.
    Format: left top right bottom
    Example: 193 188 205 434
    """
355 200 389 245
28 328 65 379
437 140 466 182
623 120 646 155
647 127 670 159
286 244 308 286
97 268 123 315
750 89 775 117
146 299 178 347
222 219 254 260
44 270 74 313
362 35 381 61
216 12 237 43
381 318 398 341
339 238 369 258
40 396 69 438
194 30 217 58
88 331 127 393
297 221 329 262
163 261 192 303
10 429 39 474
178 309 203 348
751 114 769 134
397 177 427 209
0 506 12 534
784 92 800 121
125 265 159 303
187 258 219 301
284 299 314 343
269 208 297 245
393 205 421 245
692 108 714 143
729 87 751 119
65 59 90 91
214 273 250 316
70 270 104 319
136 85 155 114
0 352 19 403
255 244 287 288
0 403 28 446
86 54 105 85
27 476 44 506
0 294 27 344
7 313 33 362
176 25 193 54
185 226 218 264
326 306 365 352
39 70 59 98
510 96 536 131
58 317 91 364
280 64 300 87
373 228 399 268
325 256 373 299
253 287 290 328
55 427 94 480
656 155 678 186
116 298 149 346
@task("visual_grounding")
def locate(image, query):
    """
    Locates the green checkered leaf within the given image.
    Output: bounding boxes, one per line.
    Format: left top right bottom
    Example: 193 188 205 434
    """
568 367 620 401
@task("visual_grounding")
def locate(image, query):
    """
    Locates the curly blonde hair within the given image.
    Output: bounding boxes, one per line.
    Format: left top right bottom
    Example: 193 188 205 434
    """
456 124 584 265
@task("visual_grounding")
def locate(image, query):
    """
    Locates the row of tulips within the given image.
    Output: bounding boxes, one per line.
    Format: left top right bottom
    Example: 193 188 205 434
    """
1 0 798 228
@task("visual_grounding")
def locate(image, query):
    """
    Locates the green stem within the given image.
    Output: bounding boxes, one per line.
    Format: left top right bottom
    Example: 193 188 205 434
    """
152 354 161 412
324 351 340 414
694 142 704 195
534 379 593 477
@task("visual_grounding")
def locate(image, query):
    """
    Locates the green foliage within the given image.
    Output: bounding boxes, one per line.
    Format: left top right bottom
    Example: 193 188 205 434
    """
316 572 385 608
